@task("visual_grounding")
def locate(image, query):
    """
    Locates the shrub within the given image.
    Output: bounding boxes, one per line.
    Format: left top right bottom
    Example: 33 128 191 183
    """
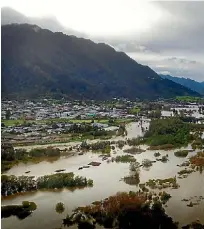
142 159 153 167
174 150 189 157
161 155 168 162
64 191 177 229
190 151 204 166
115 155 136 163
154 152 161 157
123 172 140 186
129 161 140 172
123 147 145 154
55 202 65 214
160 191 171 204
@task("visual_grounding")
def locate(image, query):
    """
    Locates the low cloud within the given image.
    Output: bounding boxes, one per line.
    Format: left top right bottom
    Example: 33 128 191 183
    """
108 2 204 82
1 1 204 82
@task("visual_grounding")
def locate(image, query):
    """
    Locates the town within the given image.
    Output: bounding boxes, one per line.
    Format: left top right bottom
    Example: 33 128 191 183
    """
2 97 204 146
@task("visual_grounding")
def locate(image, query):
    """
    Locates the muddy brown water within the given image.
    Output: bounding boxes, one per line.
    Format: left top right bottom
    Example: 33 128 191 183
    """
2 121 204 229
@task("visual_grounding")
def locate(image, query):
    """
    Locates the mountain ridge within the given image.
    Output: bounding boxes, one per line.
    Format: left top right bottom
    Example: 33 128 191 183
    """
160 74 204 95
1 23 200 100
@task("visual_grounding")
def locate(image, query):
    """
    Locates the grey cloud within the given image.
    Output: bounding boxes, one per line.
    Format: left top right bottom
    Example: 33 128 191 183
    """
166 57 198 65
107 2 204 53
151 57 204 82
1 3 204 82
1 7 87 37
143 2 204 53
126 51 204 82
107 2 204 82
113 42 154 54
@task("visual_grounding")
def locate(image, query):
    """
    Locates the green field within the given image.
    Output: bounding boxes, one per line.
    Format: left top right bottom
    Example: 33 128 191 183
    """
129 107 140 114
176 96 204 102
2 118 134 127
2 119 26 126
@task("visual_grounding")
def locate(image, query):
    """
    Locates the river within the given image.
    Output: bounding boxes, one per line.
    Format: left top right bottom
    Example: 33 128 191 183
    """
2 120 204 229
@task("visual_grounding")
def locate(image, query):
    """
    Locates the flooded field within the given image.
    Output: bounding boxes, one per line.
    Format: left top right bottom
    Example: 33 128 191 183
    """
162 106 204 119
2 120 204 229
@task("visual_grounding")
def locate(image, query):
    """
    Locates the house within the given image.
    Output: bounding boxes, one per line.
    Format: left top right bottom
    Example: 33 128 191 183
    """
92 123 108 128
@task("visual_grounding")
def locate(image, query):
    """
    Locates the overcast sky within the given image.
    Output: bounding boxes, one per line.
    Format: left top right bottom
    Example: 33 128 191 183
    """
1 0 204 82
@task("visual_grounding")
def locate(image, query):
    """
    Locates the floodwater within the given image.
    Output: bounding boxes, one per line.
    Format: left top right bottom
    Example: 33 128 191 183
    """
162 105 204 119
2 120 204 229
14 120 150 151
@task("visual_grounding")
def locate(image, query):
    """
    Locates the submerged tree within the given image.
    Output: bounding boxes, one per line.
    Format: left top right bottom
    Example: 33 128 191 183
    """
55 202 65 214
63 191 178 229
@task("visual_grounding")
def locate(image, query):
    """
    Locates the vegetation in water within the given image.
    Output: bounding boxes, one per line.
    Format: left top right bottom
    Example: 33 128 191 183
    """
123 161 141 186
190 151 204 167
178 169 194 176
1 173 93 197
174 150 190 157
123 172 140 186
62 191 177 229
159 191 172 204
1 143 61 172
191 139 204 150
123 147 145 154
154 152 161 157
115 155 136 163
129 161 140 172
55 202 65 214
127 137 144 146
161 155 169 162
81 141 111 154
145 177 179 190
116 140 126 149
142 159 153 167
1 201 37 219
144 118 190 148
139 183 149 192
182 221 204 229
148 144 174 150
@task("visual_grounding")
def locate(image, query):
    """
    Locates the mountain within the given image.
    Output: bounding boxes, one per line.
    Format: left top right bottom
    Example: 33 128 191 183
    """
1 7 86 37
160 74 204 95
1 24 200 100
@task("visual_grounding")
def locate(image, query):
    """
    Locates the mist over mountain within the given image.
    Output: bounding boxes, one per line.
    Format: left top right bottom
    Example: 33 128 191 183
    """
160 74 204 95
1 7 86 37
2 3 204 83
1 23 199 100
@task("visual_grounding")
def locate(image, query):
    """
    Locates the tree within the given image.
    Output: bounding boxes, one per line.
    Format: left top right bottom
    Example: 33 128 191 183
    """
55 202 65 214
148 110 161 119
129 161 140 172
108 118 114 124
142 159 153 167
5 109 11 120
